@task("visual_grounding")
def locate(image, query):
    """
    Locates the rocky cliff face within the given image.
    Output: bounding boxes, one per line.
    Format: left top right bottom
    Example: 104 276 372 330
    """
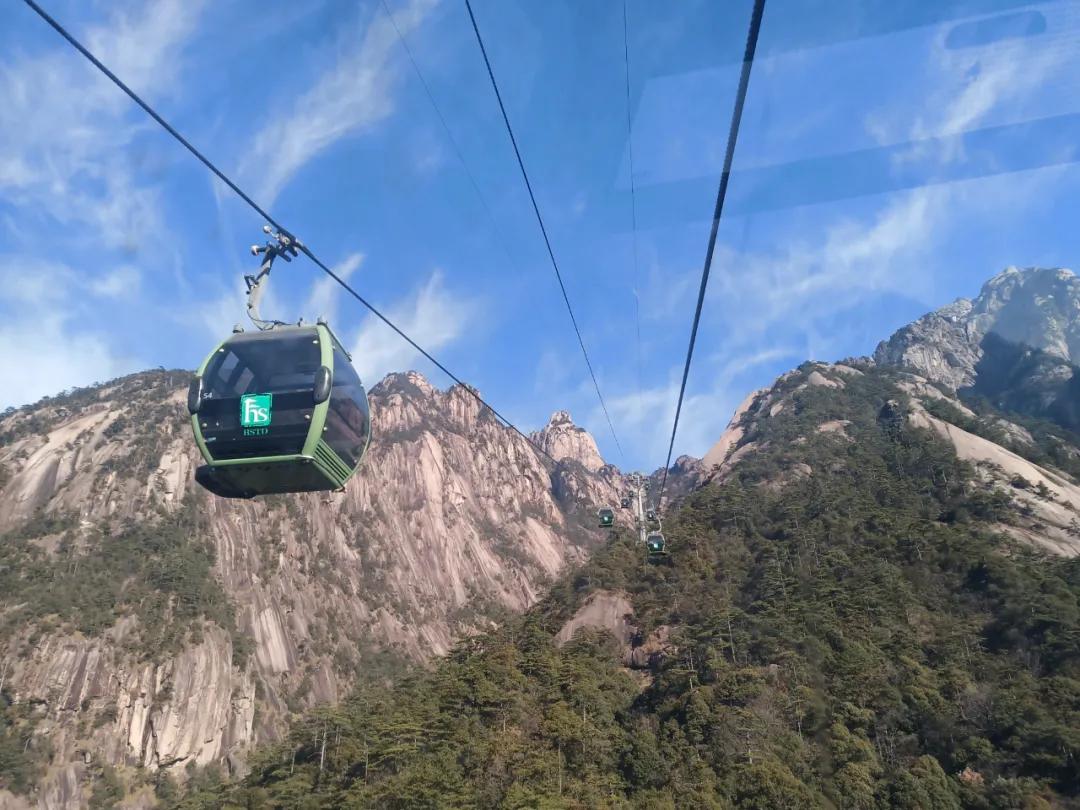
874 267 1080 429
873 298 983 391
0 370 623 807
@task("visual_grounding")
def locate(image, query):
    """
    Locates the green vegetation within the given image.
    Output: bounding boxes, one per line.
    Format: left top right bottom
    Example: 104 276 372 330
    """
0 491 243 799
0 369 189 447
0 494 235 658
0 688 45 795
171 367 1079 808
963 395 1080 481
88 764 124 809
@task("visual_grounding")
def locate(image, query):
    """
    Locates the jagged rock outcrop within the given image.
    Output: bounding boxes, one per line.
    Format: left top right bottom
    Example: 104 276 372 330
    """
554 590 674 670
0 369 620 805
6 267 1078 806
643 455 704 506
874 298 983 390
702 389 764 472
530 411 606 472
907 404 1080 556
874 267 1080 429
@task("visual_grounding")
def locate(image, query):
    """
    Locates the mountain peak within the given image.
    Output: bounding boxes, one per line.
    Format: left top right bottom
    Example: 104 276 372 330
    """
936 297 974 321
874 266 1080 391
531 411 606 472
548 410 574 426
976 265 1076 302
373 370 436 399
875 266 1079 432
0 365 621 793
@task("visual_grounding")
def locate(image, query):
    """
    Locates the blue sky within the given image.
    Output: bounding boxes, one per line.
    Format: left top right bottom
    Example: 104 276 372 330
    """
3 0 1080 472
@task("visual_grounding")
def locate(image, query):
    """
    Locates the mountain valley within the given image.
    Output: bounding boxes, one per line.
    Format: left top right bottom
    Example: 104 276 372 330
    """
0 266 1078 809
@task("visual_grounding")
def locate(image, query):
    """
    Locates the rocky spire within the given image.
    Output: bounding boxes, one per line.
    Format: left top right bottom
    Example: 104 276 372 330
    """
530 411 606 472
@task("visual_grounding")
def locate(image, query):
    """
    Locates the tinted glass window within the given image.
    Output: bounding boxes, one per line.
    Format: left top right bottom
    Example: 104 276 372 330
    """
203 330 321 397
325 347 370 468
197 329 321 460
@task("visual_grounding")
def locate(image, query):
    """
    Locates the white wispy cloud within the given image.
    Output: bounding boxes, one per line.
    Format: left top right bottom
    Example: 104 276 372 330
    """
604 18 1076 467
867 10 1075 161
241 0 438 206
710 11 1074 355
533 347 573 394
599 346 799 466
0 257 143 409
0 257 74 305
0 0 206 250
194 279 246 343
189 252 363 347
707 183 943 351
89 265 142 299
0 2 201 407
350 269 476 384
410 130 447 176
304 253 364 324
0 316 137 410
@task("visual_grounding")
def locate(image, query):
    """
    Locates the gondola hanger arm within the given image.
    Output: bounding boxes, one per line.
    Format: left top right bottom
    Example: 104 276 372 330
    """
244 225 303 332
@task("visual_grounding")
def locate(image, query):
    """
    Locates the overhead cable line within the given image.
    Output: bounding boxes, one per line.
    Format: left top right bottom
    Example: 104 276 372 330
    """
465 0 626 464
656 0 766 509
21 0 556 465
622 0 645 419
379 0 516 266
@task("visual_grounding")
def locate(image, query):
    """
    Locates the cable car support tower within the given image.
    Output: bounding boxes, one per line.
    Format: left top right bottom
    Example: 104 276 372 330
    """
626 474 667 562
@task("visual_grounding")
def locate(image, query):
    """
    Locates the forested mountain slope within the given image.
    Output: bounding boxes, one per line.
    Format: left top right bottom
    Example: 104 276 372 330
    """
0 371 622 808
176 362 1080 809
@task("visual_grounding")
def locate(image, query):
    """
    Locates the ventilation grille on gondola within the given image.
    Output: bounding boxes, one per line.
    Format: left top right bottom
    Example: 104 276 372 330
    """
314 440 352 484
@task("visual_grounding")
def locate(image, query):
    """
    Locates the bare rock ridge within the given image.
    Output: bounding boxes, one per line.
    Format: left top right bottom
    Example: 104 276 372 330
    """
874 267 1079 430
0 369 624 806
528 409 701 503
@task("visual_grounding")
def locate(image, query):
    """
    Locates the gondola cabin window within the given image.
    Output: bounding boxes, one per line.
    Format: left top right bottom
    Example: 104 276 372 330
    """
325 345 371 467
198 330 321 459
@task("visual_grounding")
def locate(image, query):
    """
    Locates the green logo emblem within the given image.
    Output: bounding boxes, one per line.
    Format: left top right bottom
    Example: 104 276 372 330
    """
240 393 272 428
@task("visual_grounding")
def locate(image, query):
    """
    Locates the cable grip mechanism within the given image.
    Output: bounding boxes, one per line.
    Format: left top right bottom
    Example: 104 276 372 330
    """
241 225 304 332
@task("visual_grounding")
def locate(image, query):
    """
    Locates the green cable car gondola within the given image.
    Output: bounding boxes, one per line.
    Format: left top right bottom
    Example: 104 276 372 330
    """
598 507 615 528
188 227 371 499
646 532 668 561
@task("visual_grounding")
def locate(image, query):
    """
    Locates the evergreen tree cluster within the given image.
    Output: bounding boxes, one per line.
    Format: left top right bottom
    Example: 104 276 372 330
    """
0 495 235 654
172 367 1080 808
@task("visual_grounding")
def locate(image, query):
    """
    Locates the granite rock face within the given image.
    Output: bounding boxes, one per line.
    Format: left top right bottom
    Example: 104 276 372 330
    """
0 370 623 805
530 410 607 473
874 267 1079 429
